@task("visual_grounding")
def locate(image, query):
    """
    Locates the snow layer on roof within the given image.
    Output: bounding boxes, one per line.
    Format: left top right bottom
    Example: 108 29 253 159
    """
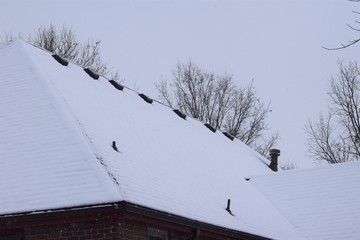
250 161 360 240
0 41 304 240
0 41 122 215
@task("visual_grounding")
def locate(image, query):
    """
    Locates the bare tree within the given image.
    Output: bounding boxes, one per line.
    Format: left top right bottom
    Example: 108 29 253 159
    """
280 161 297 171
1 24 119 79
0 31 15 45
324 0 360 50
157 61 278 156
28 24 109 75
306 61 360 163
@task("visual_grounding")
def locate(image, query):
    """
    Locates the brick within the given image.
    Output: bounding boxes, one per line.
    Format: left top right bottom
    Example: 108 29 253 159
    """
16 215 215 240
78 236 91 240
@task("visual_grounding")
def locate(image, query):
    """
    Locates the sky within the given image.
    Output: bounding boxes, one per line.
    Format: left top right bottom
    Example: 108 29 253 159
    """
1 0 359 168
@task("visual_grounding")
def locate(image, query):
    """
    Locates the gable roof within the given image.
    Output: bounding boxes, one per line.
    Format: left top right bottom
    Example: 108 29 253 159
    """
250 161 360 240
0 40 303 240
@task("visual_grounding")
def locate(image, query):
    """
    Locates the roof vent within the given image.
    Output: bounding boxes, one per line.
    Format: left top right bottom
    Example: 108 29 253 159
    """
138 93 153 104
173 109 186 120
84 68 100 80
269 149 280 172
222 132 234 141
52 54 68 66
204 123 216 133
226 199 234 216
112 141 119 152
109 80 124 91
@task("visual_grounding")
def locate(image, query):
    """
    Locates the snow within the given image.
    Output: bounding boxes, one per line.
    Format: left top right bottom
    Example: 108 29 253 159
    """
250 161 360 240
0 41 122 215
0 41 304 239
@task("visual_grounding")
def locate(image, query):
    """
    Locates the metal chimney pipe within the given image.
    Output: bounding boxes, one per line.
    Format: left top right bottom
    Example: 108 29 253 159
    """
269 149 280 172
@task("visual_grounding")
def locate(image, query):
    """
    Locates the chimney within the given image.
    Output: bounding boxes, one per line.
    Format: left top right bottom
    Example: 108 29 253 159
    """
269 149 280 172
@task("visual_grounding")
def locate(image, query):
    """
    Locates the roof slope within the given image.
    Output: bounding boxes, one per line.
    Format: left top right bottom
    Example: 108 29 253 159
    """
0 41 303 240
0 41 122 213
250 161 360 240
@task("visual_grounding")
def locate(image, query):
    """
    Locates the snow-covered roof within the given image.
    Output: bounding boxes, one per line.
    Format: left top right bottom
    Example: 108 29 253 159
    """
0 40 303 239
250 161 360 240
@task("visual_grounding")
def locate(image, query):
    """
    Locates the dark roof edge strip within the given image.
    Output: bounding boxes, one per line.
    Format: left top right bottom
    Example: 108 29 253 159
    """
109 80 124 91
0 203 118 220
204 123 216 133
52 54 69 66
173 109 186 120
84 68 100 80
139 93 153 104
223 132 235 141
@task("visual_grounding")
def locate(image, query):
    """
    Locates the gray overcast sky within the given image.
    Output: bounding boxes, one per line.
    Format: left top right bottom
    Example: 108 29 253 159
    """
1 0 359 168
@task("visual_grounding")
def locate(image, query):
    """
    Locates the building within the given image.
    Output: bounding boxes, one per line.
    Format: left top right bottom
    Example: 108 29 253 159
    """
0 40 359 240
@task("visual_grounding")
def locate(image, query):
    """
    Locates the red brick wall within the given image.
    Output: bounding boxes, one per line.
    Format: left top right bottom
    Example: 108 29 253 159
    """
21 218 192 240
24 219 122 240
0 207 257 240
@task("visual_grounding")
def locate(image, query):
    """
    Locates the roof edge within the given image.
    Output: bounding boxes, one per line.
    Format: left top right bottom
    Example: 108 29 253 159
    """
0 202 270 240
122 202 271 240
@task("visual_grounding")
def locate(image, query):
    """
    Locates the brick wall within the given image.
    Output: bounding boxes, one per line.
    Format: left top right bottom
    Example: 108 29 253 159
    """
21 217 192 240
0 206 258 240
25 219 122 240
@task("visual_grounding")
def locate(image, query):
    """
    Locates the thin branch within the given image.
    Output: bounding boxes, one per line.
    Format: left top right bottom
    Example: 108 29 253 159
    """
347 23 360 31
322 38 360 50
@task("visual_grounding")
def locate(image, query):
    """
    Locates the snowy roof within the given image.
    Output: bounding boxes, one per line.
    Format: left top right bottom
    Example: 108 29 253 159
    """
250 161 360 240
0 40 303 240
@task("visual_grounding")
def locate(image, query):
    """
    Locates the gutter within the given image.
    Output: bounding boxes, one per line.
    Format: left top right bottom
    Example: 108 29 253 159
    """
0 202 271 240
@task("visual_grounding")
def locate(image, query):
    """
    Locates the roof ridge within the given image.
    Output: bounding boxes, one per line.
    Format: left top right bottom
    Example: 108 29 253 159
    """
16 41 241 134
18 39 270 167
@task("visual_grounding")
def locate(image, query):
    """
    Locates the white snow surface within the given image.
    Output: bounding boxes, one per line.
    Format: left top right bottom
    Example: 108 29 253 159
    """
0 41 304 240
250 161 360 240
